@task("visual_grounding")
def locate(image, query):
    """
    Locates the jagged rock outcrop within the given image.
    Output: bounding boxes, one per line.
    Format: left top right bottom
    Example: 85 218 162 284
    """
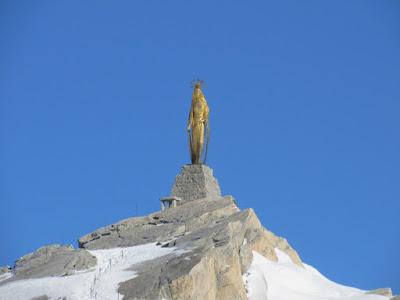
77 165 302 299
88 196 302 300
78 196 302 299
1 244 96 284
79 195 237 250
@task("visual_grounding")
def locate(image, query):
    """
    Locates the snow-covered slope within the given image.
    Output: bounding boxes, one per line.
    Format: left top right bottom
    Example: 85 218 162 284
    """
1 244 389 300
243 248 390 300
0 243 182 300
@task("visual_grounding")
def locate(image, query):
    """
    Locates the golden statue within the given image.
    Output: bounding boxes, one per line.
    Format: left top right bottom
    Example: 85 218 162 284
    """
187 81 210 164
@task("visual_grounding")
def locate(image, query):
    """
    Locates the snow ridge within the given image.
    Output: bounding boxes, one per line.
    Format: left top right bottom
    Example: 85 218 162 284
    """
243 248 390 300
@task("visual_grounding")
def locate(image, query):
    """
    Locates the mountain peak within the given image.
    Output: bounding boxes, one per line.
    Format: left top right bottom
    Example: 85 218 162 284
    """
0 165 395 300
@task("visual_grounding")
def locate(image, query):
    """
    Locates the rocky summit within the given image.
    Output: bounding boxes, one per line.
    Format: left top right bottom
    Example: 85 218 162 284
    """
0 165 396 300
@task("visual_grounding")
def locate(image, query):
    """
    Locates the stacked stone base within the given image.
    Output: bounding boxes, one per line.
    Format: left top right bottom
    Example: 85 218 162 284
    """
171 164 222 203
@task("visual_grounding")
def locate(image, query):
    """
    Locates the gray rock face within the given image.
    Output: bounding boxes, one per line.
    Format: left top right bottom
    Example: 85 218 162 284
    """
79 195 239 250
171 164 221 203
115 204 301 300
1 244 96 284
79 192 303 300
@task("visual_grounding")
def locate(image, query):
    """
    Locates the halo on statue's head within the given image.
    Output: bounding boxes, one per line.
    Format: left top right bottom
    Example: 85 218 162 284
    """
190 79 206 89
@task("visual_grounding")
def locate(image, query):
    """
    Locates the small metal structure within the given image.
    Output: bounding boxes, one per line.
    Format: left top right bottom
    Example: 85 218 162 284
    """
160 196 182 211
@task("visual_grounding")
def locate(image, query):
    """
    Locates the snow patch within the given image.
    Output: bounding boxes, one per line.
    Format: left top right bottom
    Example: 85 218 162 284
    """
243 248 390 300
0 243 184 300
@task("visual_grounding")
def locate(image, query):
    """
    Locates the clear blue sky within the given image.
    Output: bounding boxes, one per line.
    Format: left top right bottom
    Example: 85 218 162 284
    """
1 0 399 294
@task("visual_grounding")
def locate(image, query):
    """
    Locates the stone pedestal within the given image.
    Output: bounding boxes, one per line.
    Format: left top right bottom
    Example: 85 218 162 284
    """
171 164 222 203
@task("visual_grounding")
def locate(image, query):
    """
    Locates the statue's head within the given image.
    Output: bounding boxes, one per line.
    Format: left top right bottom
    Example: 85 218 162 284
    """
191 79 204 90
191 79 206 102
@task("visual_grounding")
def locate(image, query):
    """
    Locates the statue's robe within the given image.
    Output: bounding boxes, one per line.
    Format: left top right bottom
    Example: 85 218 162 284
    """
188 88 209 164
